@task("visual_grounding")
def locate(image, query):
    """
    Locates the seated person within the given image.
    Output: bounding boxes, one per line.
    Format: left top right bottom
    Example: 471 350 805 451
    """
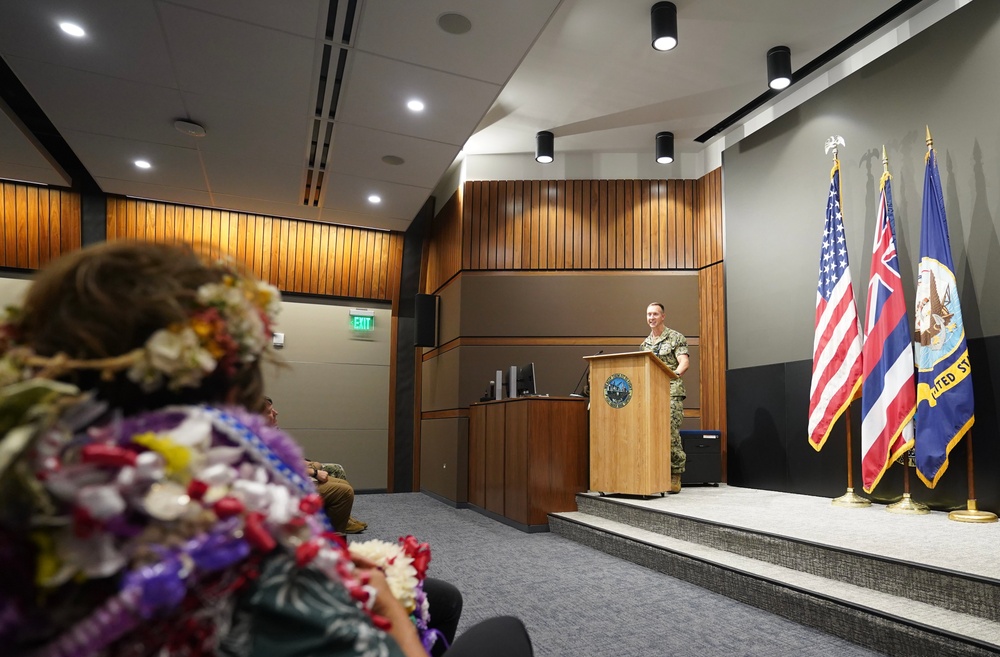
0 240 532 657
264 396 366 534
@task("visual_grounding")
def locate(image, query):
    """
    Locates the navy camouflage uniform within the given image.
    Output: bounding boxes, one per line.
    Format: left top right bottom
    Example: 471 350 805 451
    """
640 328 688 474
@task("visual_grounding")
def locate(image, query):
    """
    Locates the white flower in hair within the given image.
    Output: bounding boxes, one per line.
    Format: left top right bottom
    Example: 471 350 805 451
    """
128 326 217 391
255 281 282 319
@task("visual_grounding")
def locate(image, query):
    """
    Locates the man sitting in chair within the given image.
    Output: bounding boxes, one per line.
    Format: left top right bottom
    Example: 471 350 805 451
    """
265 397 367 534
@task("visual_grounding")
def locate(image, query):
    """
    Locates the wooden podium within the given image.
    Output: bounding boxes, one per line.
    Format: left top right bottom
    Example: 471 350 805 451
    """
585 351 676 496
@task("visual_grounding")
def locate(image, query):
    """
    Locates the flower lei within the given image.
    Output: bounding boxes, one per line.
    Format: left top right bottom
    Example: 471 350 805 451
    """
0 386 393 657
0 272 281 392
349 535 440 652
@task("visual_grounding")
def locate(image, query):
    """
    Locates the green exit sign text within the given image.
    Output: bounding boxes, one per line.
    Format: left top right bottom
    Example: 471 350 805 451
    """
349 309 375 333
351 315 374 331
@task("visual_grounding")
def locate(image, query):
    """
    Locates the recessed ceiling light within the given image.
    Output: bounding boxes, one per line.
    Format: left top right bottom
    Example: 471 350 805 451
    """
437 12 472 35
368 194 382 204
407 99 425 112
134 160 151 169
58 21 86 38
382 155 405 166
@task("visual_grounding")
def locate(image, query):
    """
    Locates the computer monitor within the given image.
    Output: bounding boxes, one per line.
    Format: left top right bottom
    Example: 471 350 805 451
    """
516 362 537 396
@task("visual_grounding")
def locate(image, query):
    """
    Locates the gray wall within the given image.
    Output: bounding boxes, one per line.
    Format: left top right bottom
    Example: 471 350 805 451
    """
264 297 392 491
1 271 392 490
727 0 1000 370
722 0 1000 510
427 271 701 412
0 274 31 310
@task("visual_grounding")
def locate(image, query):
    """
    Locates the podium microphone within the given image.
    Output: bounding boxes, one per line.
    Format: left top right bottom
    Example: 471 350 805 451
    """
570 350 602 397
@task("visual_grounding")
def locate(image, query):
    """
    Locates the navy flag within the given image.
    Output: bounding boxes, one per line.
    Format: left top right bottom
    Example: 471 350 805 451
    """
913 146 974 488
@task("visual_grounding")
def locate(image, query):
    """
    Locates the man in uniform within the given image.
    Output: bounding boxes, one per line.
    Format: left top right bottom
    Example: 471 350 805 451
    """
639 302 689 493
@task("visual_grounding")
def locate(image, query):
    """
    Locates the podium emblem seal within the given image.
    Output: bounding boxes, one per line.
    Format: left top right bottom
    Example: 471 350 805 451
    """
603 373 632 408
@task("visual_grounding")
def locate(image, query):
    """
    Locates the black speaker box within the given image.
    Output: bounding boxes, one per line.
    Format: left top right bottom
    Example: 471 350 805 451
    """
680 430 722 485
414 293 438 347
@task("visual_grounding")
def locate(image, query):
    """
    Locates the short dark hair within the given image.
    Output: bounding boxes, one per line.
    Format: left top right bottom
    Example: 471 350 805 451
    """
648 302 665 312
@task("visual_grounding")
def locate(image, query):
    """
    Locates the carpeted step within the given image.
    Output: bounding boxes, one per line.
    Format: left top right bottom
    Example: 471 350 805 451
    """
570 492 1000 624
550 509 1000 657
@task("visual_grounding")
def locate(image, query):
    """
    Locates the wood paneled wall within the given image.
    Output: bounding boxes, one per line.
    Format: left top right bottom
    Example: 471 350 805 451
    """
699 263 727 460
107 197 404 302
696 167 723 267
695 168 726 461
425 187 463 293
426 175 724 293
0 181 81 270
461 179 698 272
419 170 728 494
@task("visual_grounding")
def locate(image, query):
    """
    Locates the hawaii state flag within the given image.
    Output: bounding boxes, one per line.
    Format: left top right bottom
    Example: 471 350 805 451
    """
913 146 974 488
860 170 914 492
809 160 863 451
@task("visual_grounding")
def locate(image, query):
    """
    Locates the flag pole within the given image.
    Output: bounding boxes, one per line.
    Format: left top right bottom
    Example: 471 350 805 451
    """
881 143 928 516
832 404 870 507
822 136 869 509
947 430 997 524
886 450 928 514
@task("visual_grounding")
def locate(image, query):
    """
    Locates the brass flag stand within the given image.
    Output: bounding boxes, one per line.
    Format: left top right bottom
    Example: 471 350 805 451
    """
831 404 871 508
948 430 997 523
886 451 928 515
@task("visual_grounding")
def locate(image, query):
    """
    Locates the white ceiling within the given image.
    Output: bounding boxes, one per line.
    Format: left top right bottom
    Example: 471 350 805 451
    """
0 0 932 233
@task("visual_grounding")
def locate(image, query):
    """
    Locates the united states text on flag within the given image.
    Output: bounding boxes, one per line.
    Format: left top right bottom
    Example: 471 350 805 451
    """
860 169 914 492
914 146 974 488
809 160 863 451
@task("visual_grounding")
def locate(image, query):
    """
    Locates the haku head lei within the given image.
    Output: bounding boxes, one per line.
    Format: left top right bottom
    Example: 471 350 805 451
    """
0 272 281 393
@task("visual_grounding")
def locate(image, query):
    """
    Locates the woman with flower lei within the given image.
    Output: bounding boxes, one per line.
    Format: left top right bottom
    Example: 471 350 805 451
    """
0 241 534 657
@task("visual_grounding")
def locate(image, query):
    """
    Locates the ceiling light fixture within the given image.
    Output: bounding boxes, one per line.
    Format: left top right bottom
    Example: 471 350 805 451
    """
535 130 554 164
134 160 151 169
368 194 382 204
767 46 792 90
650 2 677 52
174 119 206 137
407 99 425 112
58 21 86 38
655 132 674 164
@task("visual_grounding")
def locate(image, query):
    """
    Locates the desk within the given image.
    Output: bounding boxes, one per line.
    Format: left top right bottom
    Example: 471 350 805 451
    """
468 396 588 531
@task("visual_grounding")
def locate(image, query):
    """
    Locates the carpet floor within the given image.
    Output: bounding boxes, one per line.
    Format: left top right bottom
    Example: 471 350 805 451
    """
351 492 888 657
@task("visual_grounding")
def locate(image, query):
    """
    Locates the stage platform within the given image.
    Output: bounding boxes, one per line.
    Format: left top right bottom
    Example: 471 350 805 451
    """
550 485 1000 657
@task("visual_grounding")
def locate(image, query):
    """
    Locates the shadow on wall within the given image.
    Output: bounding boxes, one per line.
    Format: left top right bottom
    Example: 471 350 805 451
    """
741 408 787 487
726 363 787 488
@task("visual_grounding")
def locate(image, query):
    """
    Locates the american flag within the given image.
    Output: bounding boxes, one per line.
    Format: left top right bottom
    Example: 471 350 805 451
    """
860 172 914 492
808 161 863 451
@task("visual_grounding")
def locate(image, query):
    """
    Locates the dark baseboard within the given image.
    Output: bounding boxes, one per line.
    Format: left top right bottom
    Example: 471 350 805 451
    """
419 488 470 509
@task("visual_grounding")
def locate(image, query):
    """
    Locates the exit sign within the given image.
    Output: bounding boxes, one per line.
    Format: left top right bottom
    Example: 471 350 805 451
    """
349 308 375 332
351 315 374 331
